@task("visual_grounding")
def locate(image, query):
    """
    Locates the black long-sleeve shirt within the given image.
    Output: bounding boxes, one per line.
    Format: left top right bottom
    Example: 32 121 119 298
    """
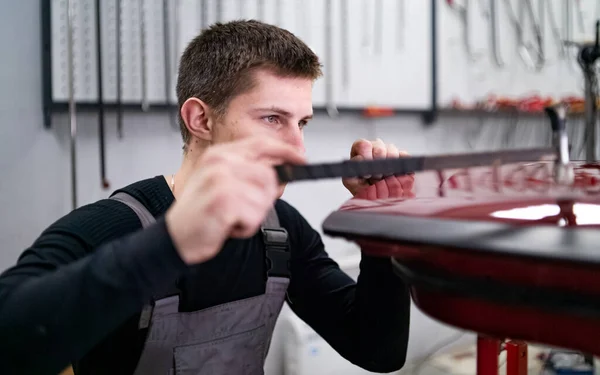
0 176 410 374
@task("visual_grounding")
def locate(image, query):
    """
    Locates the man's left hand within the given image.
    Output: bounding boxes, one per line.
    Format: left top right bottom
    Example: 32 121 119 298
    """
342 138 415 199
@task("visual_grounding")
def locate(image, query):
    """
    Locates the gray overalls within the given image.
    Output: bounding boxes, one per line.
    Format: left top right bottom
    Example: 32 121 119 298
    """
111 192 291 375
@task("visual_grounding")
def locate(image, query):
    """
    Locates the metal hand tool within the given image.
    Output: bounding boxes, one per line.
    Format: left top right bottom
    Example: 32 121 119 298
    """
575 0 586 34
562 0 581 72
397 0 405 51
239 0 245 19
523 0 545 70
163 0 171 109
340 0 349 90
565 0 572 47
275 0 283 26
200 0 208 30
297 0 310 44
374 0 383 54
116 0 123 138
362 0 370 47
579 21 600 162
325 0 337 117
446 0 480 62
216 0 224 22
503 0 544 71
488 0 505 67
66 0 78 210
96 0 109 189
163 0 179 130
258 0 265 21
538 0 565 61
275 147 556 183
139 0 149 111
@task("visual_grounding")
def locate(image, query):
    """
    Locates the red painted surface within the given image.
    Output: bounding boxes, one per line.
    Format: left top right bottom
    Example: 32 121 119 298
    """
339 161 600 227
331 160 600 359
410 288 600 357
357 240 600 295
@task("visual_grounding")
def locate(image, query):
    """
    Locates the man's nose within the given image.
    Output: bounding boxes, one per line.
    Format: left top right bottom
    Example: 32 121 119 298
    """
283 125 305 154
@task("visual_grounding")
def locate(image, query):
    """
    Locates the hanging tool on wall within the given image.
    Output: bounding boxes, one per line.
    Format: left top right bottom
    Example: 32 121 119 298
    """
340 0 350 90
374 0 383 54
575 0 586 35
297 0 309 44
66 0 78 210
562 0 588 70
563 0 579 72
362 0 370 48
488 0 505 68
446 0 481 62
200 0 208 30
216 0 224 23
238 0 245 19
522 0 545 70
116 0 123 139
96 0 110 189
163 0 178 130
258 0 265 21
538 0 565 62
564 0 573 50
325 0 338 117
397 0 405 51
577 20 600 162
503 0 545 71
275 0 283 26
139 0 149 112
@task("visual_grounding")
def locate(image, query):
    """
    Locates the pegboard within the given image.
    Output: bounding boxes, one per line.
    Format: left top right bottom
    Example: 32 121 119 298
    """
43 0 434 121
438 0 599 108
49 0 176 105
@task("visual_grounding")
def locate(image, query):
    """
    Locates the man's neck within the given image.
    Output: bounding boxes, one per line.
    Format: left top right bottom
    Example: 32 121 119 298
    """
167 144 209 199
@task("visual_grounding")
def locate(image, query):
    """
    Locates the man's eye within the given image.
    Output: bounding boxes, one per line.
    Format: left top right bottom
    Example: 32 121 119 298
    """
264 115 279 124
299 120 308 129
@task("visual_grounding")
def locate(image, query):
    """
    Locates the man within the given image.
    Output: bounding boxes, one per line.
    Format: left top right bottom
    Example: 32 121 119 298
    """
0 20 412 374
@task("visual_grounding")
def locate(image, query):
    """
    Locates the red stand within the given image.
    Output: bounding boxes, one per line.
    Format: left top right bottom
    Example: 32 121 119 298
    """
476 336 527 375
477 336 501 375
506 340 528 375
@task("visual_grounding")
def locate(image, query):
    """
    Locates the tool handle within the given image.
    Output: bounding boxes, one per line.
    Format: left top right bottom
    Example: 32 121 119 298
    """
276 158 424 183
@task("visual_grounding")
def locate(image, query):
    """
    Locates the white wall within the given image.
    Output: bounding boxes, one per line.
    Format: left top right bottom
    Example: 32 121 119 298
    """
0 0 592 371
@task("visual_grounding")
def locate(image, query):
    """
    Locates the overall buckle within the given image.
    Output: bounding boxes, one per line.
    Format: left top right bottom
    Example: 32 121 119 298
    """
262 227 291 278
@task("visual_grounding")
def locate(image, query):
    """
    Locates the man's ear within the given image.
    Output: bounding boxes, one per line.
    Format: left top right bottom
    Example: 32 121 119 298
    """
180 97 213 141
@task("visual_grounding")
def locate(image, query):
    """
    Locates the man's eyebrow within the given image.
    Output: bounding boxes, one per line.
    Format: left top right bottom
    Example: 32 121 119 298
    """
252 107 313 120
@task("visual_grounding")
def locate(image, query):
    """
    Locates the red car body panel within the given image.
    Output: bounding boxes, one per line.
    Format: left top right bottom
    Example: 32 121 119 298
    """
323 161 600 356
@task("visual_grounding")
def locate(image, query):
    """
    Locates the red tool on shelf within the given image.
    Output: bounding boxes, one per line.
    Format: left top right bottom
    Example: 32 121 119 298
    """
447 94 587 114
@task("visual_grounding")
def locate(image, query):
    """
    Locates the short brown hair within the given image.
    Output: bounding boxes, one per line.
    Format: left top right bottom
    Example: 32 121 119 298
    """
176 20 323 147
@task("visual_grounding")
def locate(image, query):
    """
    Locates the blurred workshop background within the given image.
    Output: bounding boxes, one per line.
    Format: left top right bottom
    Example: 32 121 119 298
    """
2 0 600 374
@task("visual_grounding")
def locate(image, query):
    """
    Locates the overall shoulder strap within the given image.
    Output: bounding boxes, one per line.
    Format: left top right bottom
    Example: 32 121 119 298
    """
110 192 156 228
261 206 291 279
110 191 179 324
262 207 281 228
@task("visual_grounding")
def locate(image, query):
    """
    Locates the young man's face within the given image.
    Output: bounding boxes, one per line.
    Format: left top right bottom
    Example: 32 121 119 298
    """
211 69 314 156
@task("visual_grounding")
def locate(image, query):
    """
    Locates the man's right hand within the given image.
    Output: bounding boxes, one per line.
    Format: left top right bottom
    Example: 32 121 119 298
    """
165 136 306 265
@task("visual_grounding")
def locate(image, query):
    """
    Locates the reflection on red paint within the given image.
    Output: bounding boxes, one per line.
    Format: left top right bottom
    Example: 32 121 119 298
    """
339 161 600 226
440 162 600 197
